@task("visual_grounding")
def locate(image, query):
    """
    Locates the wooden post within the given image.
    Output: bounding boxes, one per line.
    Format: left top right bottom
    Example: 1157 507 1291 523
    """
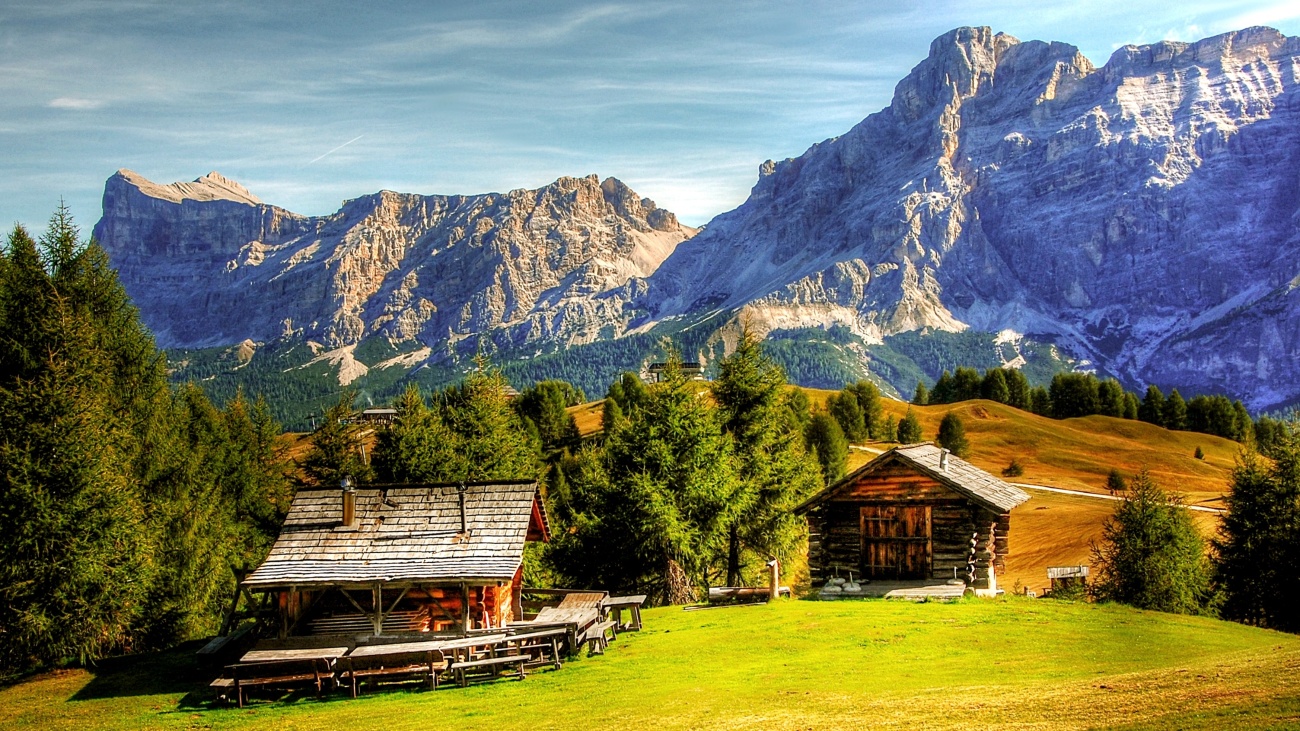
461 583 471 634
767 559 780 603
373 583 383 636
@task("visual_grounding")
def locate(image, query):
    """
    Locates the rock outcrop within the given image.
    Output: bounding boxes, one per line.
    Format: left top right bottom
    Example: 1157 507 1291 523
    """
95 171 695 349
638 26 1300 409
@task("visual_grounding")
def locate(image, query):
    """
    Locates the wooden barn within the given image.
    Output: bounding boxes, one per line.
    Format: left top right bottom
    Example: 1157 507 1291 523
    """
241 480 549 639
795 443 1030 592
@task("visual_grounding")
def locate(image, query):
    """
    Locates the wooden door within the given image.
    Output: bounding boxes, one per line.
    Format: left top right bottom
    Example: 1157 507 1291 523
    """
860 505 931 579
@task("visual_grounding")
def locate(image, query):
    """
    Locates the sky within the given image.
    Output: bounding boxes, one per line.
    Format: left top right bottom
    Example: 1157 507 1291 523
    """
3 1 1299 232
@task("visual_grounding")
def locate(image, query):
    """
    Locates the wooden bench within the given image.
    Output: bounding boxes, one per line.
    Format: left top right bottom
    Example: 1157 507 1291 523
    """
502 628 567 670
448 654 527 687
582 620 617 655
338 649 446 697
216 658 334 708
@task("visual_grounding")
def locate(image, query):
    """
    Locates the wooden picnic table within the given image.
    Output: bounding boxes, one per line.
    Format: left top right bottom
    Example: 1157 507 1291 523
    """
347 639 448 658
530 607 600 655
340 640 448 697
602 595 646 631
427 633 509 663
500 627 568 670
241 646 350 663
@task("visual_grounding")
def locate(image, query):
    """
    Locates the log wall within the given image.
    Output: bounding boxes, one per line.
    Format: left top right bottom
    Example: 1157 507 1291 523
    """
806 460 1012 585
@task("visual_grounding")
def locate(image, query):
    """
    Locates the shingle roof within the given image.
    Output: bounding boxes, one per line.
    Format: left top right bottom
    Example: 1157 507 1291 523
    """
243 481 543 589
795 442 1030 514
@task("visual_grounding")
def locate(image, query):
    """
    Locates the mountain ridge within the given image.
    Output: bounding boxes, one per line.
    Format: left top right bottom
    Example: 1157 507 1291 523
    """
96 25 1300 413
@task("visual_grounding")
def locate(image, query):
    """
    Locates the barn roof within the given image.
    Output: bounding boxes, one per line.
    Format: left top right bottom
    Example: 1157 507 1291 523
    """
795 443 1030 514
243 481 547 589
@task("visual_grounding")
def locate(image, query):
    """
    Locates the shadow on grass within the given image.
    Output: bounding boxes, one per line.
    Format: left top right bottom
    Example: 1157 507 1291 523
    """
70 640 213 706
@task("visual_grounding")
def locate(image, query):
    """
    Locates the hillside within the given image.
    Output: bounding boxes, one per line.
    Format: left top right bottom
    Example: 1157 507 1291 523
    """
571 394 1240 593
3 600 1296 730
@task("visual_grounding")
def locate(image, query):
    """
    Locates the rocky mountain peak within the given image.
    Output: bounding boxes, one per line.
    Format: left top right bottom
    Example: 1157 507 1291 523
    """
890 26 1020 121
112 168 263 206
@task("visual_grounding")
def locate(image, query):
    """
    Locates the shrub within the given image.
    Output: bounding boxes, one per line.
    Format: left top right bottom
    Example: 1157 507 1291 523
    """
1002 458 1024 478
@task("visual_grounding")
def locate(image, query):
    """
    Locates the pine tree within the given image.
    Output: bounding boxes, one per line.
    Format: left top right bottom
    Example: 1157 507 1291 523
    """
1029 386 1053 417
372 384 462 482
1106 469 1127 495
1139 385 1166 426
515 380 583 452
936 412 971 458
301 393 375 486
1091 469 1213 615
599 352 738 602
827 389 867 443
981 368 1010 404
1215 427 1300 631
1122 392 1140 420
1050 373 1100 418
713 331 822 586
0 222 154 671
1097 379 1126 418
897 408 923 444
439 366 541 482
913 381 929 405
1164 389 1188 430
930 371 955 404
1004 369 1031 410
846 380 884 439
805 412 847 485
953 367 982 401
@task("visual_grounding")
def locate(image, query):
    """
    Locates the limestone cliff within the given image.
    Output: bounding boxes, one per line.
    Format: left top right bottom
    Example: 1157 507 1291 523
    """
95 172 695 349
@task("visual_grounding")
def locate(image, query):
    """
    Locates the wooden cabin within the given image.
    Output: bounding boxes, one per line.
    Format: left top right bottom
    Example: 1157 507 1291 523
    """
242 481 549 638
795 443 1029 591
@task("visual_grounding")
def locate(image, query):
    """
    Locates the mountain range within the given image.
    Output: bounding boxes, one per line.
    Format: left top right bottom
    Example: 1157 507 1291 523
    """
95 25 1300 423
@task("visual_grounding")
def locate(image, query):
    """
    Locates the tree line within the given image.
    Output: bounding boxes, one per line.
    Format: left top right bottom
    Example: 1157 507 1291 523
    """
0 212 292 678
917 367 1261 444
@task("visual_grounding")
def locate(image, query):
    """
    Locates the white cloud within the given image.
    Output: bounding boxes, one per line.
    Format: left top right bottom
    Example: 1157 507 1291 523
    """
47 97 102 110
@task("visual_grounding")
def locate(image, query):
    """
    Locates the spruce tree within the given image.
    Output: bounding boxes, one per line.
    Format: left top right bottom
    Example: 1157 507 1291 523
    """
301 393 375 486
805 412 847 485
1097 379 1126 418
827 389 867 443
515 380 583 452
713 331 821 586
1091 469 1212 614
981 368 1010 405
1215 427 1300 631
600 353 737 602
936 412 971 458
1139 385 1166 426
897 408 923 444
1004 369 1031 410
930 371 955 404
952 367 983 401
1164 389 1188 430
1029 386 1053 416
913 380 929 405
439 366 542 482
846 380 884 439
1122 392 1140 420
372 384 462 482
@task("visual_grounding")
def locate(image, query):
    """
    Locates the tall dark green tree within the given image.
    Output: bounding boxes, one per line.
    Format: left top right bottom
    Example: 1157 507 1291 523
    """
845 380 884 439
713 331 821 586
440 367 542 482
1164 389 1188 431
1097 379 1126 418
1091 469 1213 615
913 381 929 405
936 412 971 458
805 412 848 485
1139 385 1166 426
981 368 1010 405
372 384 459 482
514 380 583 453
952 367 983 401
897 408 924 444
1215 426 1300 631
827 389 868 443
301 393 375 487
1004 369 1031 410
1049 373 1100 418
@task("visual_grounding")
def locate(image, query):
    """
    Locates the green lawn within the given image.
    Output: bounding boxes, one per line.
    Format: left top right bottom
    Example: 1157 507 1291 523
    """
3 598 1299 730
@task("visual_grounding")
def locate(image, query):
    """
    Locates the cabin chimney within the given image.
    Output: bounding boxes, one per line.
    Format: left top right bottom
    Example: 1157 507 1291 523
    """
341 475 356 527
939 449 950 471
457 481 468 534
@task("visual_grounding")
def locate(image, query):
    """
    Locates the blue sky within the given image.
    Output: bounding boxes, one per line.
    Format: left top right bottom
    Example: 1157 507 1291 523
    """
3 1 1299 232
